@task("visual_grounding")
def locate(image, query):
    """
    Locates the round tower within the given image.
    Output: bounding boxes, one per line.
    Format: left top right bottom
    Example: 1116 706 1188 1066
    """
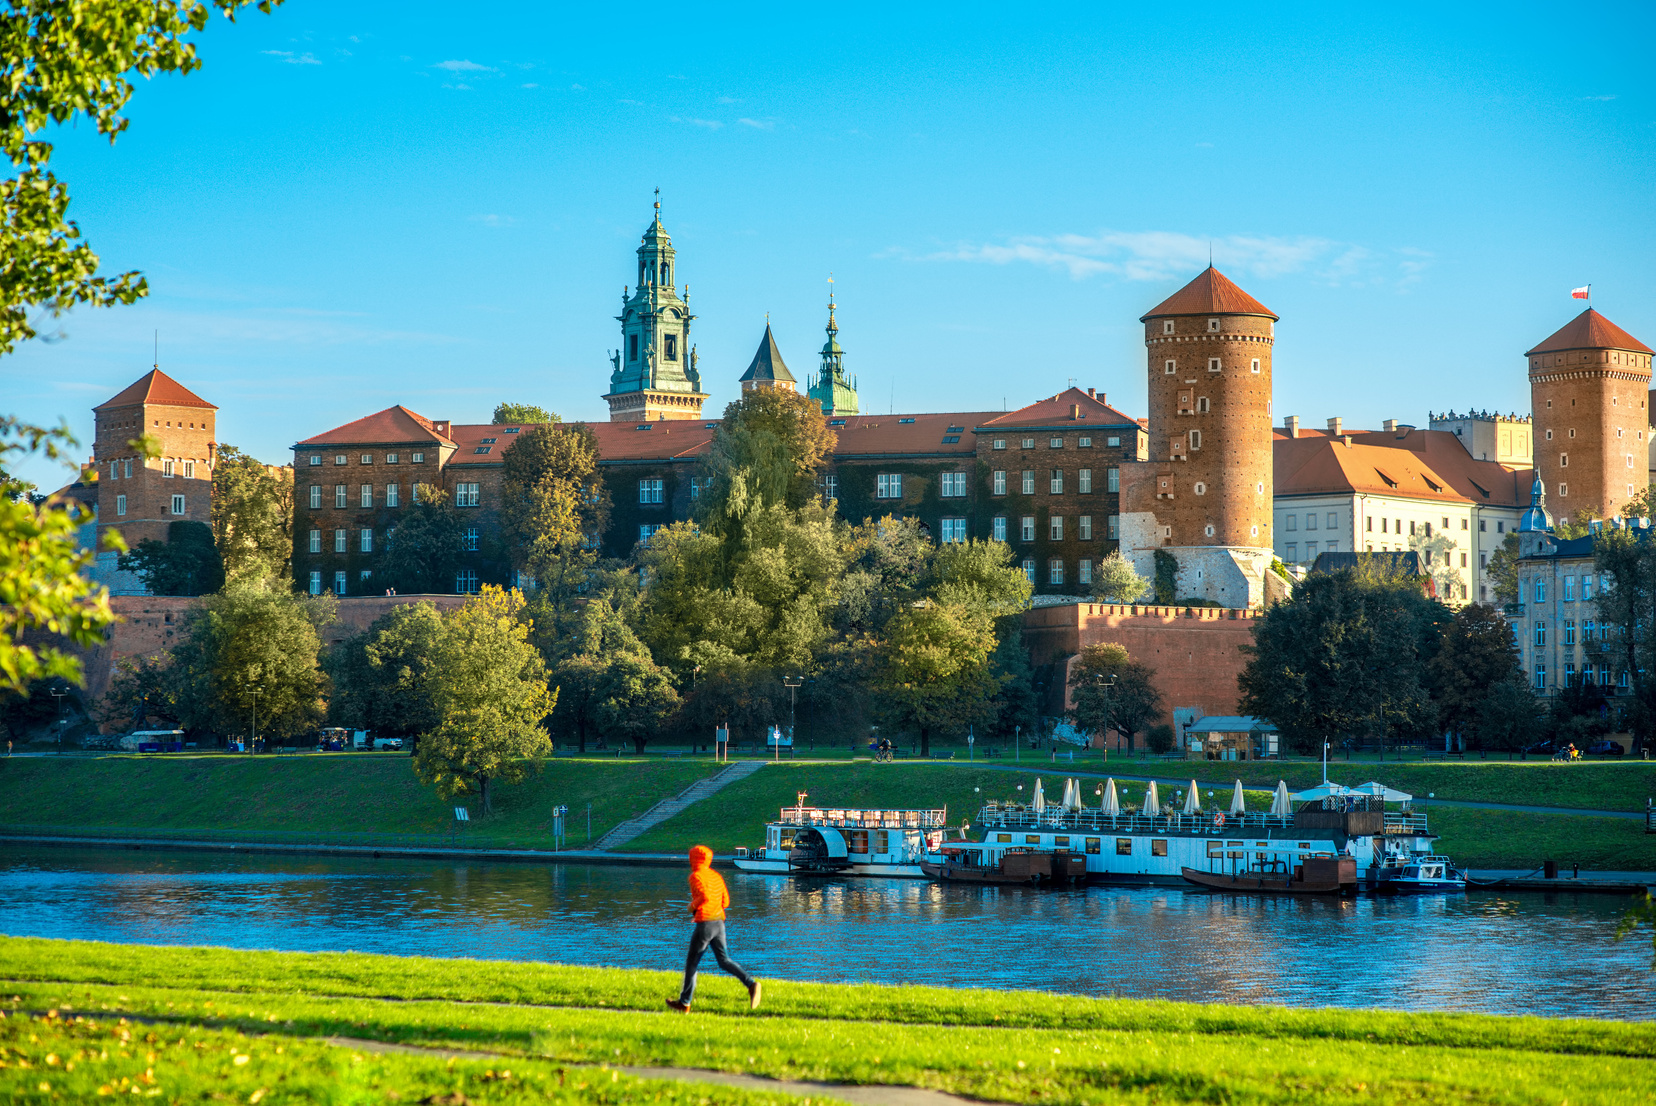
1139 266 1277 550
1526 307 1652 520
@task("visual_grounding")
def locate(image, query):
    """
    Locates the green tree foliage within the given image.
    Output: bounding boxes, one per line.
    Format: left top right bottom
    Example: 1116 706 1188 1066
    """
873 599 1002 756
1089 550 1150 604
834 517 931 635
118 519 224 596
1473 677 1543 754
414 587 554 813
1427 603 1524 745
1407 528 1462 601
1593 527 1656 753
1067 642 1163 751
1621 486 1656 521
1615 892 1656 970
697 389 836 527
170 580 331 741
211 445 291 584
1147 723 1175 755
1153 549 1178 605
97 653 179 733
492 402 558 426
325 602 444 739
379 484 463 594
1238 559 1449 757
1486 532 1521 606
552 600 678 754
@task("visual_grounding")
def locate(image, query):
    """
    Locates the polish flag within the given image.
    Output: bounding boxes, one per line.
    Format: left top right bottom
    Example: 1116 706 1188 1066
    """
1571 286 1591 299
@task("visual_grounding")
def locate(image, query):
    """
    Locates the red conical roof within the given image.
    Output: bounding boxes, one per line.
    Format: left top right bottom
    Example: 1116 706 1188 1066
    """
95 368 216 410
1526 308 1652 356
1140 266 1277 321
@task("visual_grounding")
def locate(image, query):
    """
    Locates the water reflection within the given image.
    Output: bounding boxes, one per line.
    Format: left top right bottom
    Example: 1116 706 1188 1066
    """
0 847 1645 1020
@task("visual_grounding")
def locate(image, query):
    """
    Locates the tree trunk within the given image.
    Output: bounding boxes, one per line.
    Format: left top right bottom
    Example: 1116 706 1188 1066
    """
633 735 647 755
919 725 930 757
577 719 587 755
480 775 492 815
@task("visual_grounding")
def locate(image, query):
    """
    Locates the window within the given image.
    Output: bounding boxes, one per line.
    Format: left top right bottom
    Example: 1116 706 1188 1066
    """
1050 469 1064 494
1306 540 1317 557
664 334 677 361
1078 558 1093 585
335 455 347 466
1049 437 1063 449
1163 321 1175 335
1194 482 1207 495
1582 576 1593 601
1116 838 1133 855
1461 553 1468 568
823 475 837 502
1286 542 1298 561
1196 396 1210 414
876 473 903 499
309 455 322 466
335 485 347 508
360 570 373 584
162 459 175 478
1328 512 1338 529
1107 467 1119 493
992 516 1007 541
1078 468 1092 493
1050 515 1064 540
1021 470 1035 495
1560 453 1568 467
1564 576 1576 601
309 570 322 595
387 453 399 464
1564 663 1576 688
1048 558 1064 585
628 334 638 361
115 494 126 516
1251 358 1261 373
309 485 322 509
1079 515 1092 540
463 526 479 552
1107 436 1121 448
992 439 1006 450
1189 430 1202 450
360 454 373 465
1306 513 1317 531
1208 358 1222 373
308 529 321 554
1534 579 1546 603
940 517 967 543
1286 514 1297 532
1564 621 1575 646
638 524 660 542
412 452 424 463
335 570 348 596
455 569 479 594
1021 558 1035 583
183 460 196 479
1559 483 1568 496
1535 662 1546 690
1534 621 1546 647
1480 552 1487 569
360 528 373 553
386 483 400 508
1020 516 1035 541
170 494 185 515
1078 436 1092 448
1022 438 1035 449
1164 359 1176 374
456 483 480 507
334 528 348 553
638 478 664 504
1107 514 1120 540
473 446 492 455
992 470 1006 495
941 472 967 498
122 459 132 479
360 484 373 508
1496 520 1504 533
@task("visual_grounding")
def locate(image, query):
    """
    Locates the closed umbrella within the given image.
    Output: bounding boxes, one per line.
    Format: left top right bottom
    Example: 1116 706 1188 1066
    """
1229 779 1247 817
1142 780 1159 815
1060 778 1075 811
1033 778 1046 813
1101 778 1121 816
1270 781 1292 818
1183 780 1202 815
1068 779 1083 812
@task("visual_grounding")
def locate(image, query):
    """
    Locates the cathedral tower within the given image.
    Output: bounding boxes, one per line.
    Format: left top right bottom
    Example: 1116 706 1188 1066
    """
1526 307 1652 520
1119 267 1277 607
603 199 709 421
807 283 859 416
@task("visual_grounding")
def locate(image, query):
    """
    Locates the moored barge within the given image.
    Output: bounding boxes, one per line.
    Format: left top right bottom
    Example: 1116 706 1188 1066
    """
733 793 950 878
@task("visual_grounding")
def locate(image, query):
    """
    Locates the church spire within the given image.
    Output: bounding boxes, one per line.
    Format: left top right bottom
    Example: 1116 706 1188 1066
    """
602 195 708 421
808 275 859 416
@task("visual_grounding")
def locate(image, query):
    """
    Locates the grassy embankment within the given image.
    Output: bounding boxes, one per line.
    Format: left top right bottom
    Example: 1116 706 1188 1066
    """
2 936 1653 1105
0 755 723 849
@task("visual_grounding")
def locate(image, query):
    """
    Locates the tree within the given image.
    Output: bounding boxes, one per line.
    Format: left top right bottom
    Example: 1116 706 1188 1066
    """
1486 532 1521 606
1594 527 1656 754
1621 486 1656 521
212 444 291 584
1238 561 1448 757
325 601 444 739
552 600 678 754
118 519 223 596
170 580 331 741
97 653 179 733
873 600 1003 756
1472 677 1543 754
1408 527 1463 601
1067 643 1163 751
414 587 554 813
379 484 463 594
697 388 835 527
1428 603 1524 747
493 402 558 426
834 516 931 635
1090 551 1151 604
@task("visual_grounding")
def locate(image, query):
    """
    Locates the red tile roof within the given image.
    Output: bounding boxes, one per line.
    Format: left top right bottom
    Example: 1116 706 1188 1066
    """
294 406 452 448
1274 428 1527 506
95 369 216 410
831 411 1000 458
979 387 1140 429
1141 266 1277 321
1526 308 1652 356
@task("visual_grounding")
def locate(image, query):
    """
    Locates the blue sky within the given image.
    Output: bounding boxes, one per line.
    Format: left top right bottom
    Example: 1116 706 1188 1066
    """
8 2 1655 489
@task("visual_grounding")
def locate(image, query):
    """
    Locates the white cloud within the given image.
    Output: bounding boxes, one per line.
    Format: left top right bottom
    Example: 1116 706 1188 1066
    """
918 229 1431 287
435 59 494 72
521 82 539 89
671 116 723 130
1581 94 1616 101
442 83 473 92
261 49 320 65
737 117 774 130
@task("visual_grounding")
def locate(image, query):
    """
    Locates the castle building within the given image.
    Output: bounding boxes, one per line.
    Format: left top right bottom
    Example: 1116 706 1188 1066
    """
1526 308 1652 520
737 323 796 392
806 288 859 416
1427 409 1533 465
602 201 708 422
1119 267 1278 608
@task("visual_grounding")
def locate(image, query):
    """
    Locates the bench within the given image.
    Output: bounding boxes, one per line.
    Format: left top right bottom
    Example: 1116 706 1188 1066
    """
929 751 955 760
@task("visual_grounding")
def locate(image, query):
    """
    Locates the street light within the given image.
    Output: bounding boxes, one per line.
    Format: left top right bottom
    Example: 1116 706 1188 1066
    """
782 676 802 762
1094 673 1117 758
250 686 264 754
49 685 67 756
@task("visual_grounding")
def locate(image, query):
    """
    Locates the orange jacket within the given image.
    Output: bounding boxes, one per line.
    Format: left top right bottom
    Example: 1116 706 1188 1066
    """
688 845 728 921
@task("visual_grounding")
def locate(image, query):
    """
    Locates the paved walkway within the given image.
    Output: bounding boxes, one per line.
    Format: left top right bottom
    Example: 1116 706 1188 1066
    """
594 761 766 849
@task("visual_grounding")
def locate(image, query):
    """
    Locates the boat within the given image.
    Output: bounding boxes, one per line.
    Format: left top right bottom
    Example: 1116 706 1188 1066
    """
1371 854 1467 893
1180 855 1357 895
920 842 1088 886
732 793 951 879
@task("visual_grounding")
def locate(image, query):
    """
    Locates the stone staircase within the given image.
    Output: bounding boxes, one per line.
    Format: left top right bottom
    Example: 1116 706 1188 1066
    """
593 761 767 851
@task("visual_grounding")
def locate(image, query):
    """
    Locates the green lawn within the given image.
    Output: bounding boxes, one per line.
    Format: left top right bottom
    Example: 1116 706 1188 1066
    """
1428 806 1656 871
0 755 723 848
3 937 1652 1105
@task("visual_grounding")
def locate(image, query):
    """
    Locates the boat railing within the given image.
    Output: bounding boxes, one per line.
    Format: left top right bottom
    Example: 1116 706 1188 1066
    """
1383 813 1430 834
779 806 949 829
977 805 1292 834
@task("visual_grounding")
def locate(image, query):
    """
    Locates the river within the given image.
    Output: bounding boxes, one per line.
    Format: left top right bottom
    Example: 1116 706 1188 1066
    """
0 846 1647 1020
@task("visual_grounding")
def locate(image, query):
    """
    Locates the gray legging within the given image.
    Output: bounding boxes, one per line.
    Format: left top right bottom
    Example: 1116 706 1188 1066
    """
679 920 754 1004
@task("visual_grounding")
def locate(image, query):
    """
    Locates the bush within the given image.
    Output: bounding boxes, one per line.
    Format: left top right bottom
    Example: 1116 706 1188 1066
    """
1147 723 1175 754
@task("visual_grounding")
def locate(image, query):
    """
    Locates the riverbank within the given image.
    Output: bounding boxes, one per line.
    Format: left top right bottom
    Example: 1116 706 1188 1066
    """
3 936 1652 1104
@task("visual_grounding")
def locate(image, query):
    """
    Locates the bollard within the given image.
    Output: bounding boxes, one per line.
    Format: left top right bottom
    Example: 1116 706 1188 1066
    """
1543 859 1558 879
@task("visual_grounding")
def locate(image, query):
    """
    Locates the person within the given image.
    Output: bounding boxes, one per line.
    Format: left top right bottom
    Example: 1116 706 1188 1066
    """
667 845 760 1014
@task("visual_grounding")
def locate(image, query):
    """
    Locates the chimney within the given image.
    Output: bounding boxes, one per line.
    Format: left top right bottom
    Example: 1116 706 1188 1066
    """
1342 435 1352 448
1327 417 1343 436
1070 404 1081 419
1284 416 1300 438
1087 387 1096 398
1382 419 1398 432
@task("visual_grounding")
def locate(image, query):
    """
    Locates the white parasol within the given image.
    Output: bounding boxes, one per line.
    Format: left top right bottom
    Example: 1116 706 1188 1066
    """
1270 780 1292 817
1142 780 1159 814
1069 778 1085 812
1183 780 1203 815
1229 779 1247 816
1101 778 1121 816
1032 778 1046 813
1351 781 1413 803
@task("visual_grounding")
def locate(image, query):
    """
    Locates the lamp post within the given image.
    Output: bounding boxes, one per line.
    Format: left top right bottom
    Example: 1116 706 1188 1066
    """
1322 740 1330 784
782 676 802 762
1095 673 1117 759
49 685 67 756
250 686 263 754
1014 724 1020 764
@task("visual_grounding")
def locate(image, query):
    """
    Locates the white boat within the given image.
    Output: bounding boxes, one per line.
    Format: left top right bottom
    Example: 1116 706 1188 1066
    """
1373 853 1467 893
732 793 951 879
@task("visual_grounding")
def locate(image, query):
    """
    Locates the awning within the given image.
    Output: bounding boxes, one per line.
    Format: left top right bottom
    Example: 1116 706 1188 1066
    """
1351 781 1413 803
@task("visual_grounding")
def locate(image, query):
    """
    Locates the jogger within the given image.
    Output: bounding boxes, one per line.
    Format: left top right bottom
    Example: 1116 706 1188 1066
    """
667 845 761 1012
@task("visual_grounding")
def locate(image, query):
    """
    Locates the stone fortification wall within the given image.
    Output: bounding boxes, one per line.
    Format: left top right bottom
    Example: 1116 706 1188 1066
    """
1529 355 1651 520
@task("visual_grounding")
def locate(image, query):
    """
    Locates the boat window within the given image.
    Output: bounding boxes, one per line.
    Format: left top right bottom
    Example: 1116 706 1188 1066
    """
1255 852 1270 863
996 833 1012 843
779 831 796 849
1255 841 1268 847
1227 850 1245 860
1116 838 1133 855
1207 841 1223 858
1053 836 1069 848
850 831 868 852
1226 840 1244 847
1297 842 1311 849
1151 839 1168 857
1085 838 1101 854
1025 835 1041 845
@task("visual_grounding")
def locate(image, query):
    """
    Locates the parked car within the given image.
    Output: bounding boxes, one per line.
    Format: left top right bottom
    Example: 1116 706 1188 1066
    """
1583 740 1624 757
1522 740 1557 757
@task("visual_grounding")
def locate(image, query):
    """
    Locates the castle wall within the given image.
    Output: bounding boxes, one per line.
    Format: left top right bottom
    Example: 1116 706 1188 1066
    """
1529 356 1651 520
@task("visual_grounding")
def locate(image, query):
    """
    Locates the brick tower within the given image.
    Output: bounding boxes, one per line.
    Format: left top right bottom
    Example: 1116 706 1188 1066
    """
1119 267 1277 607
1526 308 1652 520
92 368 217 550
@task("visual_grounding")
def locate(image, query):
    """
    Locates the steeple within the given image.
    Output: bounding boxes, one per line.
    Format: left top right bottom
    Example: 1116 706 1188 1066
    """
1519 473 1552 533
602 195 708 421
739 322 797 392
807 277 859 415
